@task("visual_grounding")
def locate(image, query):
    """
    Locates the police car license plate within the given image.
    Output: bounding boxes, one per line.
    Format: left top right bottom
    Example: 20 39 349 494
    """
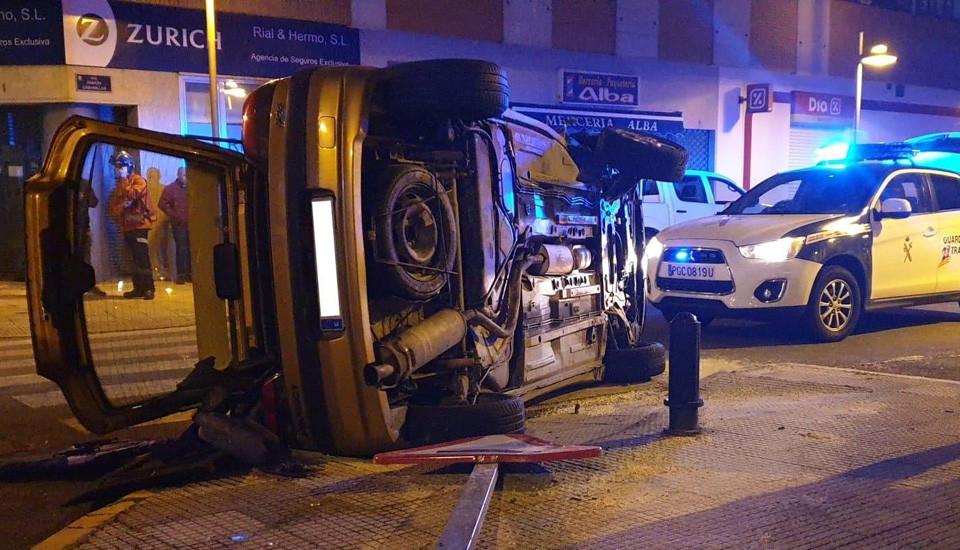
658 262 731 281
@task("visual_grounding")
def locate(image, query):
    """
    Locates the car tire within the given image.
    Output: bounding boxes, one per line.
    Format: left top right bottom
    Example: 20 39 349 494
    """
374 165 458 300
385 59 509 123
402 393 525 446
803 265 861 342
657 306 715 328
596 129 688 183
603 341 667 384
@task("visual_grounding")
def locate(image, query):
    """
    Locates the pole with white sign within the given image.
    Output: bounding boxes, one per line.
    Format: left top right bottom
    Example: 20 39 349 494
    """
205 0 220 140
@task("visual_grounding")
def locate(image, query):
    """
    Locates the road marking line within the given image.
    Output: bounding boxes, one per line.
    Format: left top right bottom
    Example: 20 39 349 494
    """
0 361 194 390
14 380 182 408
33 491 155 550
59 411 193 432
1 346 197 371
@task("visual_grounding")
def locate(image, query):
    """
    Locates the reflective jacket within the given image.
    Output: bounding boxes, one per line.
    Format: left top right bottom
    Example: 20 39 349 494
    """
109 174 157 232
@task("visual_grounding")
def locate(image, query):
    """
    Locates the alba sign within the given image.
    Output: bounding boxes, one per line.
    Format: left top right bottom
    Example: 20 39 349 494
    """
561 70 639 108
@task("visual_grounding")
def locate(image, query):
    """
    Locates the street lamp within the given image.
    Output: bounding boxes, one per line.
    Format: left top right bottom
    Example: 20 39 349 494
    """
854 31 897 142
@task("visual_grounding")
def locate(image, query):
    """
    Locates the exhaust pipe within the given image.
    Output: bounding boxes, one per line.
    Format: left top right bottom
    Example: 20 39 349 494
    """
364 309 468 388
364 253 545 389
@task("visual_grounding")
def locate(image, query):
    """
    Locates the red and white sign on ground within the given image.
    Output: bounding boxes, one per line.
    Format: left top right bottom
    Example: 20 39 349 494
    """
374 434 602 465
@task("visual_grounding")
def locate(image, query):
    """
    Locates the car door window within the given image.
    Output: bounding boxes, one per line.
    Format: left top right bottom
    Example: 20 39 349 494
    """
930 174 960 211
708 177 743 205
642 180 662 203
879 173 933 214
76 141 234 407
673 176 707 204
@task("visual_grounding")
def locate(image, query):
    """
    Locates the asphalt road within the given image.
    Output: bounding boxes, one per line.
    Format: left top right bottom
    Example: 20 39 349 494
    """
644 302 960 381
1 303 960 548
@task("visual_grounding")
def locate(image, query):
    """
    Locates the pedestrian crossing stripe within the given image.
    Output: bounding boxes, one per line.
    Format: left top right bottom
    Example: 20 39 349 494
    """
0 325 201 430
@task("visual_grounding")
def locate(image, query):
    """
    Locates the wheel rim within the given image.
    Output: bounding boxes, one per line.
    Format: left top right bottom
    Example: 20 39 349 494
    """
818 279 853 332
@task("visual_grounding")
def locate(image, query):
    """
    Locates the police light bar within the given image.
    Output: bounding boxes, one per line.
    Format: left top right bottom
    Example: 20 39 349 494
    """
310 196 344 332
848 142 917 162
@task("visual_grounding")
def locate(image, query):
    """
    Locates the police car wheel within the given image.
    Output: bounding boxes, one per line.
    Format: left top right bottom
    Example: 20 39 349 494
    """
804 265 861 342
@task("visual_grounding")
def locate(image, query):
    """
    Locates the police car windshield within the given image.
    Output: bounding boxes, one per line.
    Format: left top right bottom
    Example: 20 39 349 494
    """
723 167 880 215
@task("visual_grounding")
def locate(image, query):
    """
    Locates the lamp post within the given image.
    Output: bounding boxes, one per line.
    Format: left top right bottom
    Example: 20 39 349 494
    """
854 31 898 143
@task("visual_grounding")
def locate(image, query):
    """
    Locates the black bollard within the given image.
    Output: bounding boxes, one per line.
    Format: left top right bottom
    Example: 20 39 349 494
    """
664 312 704 436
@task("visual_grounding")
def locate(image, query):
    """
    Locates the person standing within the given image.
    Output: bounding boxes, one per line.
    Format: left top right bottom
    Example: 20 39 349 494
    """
79 177 107 296
158 166 191 284
108 151 157 300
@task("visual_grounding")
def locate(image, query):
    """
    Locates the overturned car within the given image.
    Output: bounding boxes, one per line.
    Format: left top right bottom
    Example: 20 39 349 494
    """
25 60 687 455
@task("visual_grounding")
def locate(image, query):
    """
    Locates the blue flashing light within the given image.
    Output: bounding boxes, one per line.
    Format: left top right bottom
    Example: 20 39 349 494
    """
674 249 690 262
231 535 248 542
815 140 851 164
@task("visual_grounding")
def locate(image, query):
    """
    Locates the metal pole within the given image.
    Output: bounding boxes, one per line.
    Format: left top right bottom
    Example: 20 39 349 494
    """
742 111 753 190
435 463 499 550
854 31 863 144
205 0 220 140
664 312 704 436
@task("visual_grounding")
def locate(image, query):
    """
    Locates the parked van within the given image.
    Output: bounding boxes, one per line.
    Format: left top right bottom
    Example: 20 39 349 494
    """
642 170 743 240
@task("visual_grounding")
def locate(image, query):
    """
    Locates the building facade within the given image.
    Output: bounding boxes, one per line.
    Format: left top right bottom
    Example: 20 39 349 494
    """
2 0 960 278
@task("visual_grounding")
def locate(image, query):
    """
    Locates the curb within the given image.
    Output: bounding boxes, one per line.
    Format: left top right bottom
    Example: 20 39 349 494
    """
32 491 155 550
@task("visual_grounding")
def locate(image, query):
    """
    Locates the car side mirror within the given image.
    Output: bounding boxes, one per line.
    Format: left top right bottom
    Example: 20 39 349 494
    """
878 198 911 219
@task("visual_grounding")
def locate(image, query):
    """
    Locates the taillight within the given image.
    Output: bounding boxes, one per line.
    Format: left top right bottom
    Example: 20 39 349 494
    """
241 81 277 165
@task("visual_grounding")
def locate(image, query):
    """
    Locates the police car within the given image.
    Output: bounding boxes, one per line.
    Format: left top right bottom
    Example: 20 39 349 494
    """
644 144 960 341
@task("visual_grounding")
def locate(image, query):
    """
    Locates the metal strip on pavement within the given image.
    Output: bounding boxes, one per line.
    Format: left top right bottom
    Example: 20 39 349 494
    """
435 463 499 550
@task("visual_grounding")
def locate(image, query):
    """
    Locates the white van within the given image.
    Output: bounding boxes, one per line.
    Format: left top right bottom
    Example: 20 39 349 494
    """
642 170 744 240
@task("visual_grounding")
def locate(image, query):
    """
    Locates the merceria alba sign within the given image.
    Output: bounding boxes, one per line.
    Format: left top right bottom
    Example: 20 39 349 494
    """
561 70 640 108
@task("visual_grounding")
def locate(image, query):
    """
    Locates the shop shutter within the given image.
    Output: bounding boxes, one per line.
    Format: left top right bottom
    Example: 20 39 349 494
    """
788 127 838 170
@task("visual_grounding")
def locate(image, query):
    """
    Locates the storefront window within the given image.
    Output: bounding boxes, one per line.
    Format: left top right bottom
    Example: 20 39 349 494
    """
181 76 264 150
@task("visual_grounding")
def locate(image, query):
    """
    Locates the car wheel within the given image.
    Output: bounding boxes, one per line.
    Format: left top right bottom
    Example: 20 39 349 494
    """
596 129 688 183
385 59 509 123
804 265 861 342
374 166 458 300
657 306 714 328
603 341 666 384
402 393 524 446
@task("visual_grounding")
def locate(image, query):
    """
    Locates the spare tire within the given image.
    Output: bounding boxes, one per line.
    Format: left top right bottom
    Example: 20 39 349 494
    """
375 165 458 301
603 341 667 384
385 59 509 123
597 129 688 183
402 393 525 446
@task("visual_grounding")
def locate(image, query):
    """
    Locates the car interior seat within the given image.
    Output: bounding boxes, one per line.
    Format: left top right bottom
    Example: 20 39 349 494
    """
679 185 699 201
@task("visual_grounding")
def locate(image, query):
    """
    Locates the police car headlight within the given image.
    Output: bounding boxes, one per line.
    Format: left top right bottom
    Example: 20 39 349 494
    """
641 236 663 280
643 236 664 261
738 237 805 261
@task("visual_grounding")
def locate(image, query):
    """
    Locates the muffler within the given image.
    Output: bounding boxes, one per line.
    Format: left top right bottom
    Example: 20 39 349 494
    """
364 309 468 388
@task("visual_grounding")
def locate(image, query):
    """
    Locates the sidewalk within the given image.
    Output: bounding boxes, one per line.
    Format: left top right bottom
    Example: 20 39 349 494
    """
0 282 30 340
46 361 960 549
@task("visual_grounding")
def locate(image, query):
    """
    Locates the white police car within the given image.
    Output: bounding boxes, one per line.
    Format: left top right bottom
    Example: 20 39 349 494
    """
644 145 960 341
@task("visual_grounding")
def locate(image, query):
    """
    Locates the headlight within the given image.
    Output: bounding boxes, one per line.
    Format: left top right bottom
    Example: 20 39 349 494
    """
641 236 663 280
643 236 664 261
738 237 805 261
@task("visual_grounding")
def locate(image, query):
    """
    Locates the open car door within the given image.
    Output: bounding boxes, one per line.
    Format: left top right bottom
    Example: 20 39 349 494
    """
25 116 261 434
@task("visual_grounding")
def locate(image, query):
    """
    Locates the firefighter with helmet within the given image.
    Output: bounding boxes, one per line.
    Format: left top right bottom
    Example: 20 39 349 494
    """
108 150 158 299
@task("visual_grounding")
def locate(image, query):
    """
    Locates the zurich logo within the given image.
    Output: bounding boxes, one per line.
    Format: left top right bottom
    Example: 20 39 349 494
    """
76 13 109 46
